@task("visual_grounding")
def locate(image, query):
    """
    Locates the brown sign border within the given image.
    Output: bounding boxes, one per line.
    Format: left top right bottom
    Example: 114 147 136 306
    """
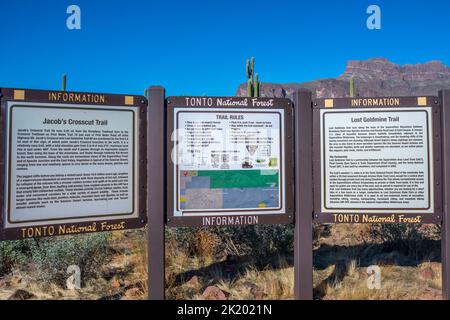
166 96 295 227
313 96 443 224
0 88 148 241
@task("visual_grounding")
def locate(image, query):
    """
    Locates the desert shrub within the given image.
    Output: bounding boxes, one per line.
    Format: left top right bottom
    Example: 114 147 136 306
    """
190 230 220 259
313 223 331 247
421 224 441 240
166 224 295 259
369 224 439 260
371 224 423 244
28 233 111 286
218 224 294 257
167 223 334 259
0 239 34 275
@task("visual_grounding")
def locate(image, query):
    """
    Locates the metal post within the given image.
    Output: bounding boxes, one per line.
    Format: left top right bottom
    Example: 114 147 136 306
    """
293 89 313 300
147 86 166 300
440 89 450 300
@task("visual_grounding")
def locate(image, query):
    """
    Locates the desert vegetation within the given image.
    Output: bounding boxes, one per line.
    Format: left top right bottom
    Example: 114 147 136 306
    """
0 223 443 300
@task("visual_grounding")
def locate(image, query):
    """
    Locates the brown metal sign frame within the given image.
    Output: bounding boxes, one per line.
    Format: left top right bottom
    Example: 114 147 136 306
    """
0 88 148 241
312 96 443 224
440 89 450 300
165 96 295 227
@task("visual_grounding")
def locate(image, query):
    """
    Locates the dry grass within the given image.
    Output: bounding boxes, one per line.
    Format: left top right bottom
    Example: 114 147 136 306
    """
165 250 294 300
319 262 442 300
0 224 444 300
321 224 376 246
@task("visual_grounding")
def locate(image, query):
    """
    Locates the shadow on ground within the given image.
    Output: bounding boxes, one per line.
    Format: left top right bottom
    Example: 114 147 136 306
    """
172 239 441 299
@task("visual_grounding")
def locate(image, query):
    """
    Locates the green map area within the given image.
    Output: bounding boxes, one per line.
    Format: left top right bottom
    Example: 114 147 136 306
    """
197 170 278 188
180 170 280 211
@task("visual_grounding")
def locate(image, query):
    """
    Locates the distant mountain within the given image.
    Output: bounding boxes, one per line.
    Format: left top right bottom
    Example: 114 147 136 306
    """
235 58 450 99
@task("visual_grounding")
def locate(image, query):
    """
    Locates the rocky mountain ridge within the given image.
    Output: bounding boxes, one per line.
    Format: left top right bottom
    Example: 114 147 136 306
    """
235 58 450 99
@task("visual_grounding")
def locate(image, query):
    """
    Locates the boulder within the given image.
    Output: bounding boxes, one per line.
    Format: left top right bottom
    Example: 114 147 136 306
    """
419 267 435 280
202 286 226 300
186 276 200 287
8 289 35 300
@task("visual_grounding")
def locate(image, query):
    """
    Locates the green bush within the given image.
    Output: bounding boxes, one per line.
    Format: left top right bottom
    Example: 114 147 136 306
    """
0 239 34 275
167 224 295 259
370 224 422 244
369 224 438 260
223 224 294 257
313 223 331 247
28 233 111 286
0 233 111 286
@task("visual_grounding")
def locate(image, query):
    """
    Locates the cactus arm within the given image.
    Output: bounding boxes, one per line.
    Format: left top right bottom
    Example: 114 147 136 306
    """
251 57 255 78
254 73 260 98
62 74 67 92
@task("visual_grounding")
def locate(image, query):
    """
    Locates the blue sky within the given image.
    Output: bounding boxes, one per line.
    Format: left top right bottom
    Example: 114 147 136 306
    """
0 0 449 96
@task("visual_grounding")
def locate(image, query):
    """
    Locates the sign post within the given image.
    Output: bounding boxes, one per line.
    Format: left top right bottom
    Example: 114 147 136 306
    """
147 86 166 300
293 89 314 300
0 89 3 241
440 89 450 300
0 88 147 241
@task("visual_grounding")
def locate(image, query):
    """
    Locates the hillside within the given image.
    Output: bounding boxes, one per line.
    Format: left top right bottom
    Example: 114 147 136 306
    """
236 58 450 98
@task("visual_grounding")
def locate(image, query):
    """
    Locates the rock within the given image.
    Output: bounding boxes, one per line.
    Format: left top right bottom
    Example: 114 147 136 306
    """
98 293 123 300
250 286 267 300
186 276 200 287
242 281 266 299
10 275 23 286
202 286 226 300
0 278 9 288
124 287 141 298
242 281 258 290
8 289 35 300
102 266 124 280
123 280 132 288
421 287 442 300
419 267 435 280
112 280 121 289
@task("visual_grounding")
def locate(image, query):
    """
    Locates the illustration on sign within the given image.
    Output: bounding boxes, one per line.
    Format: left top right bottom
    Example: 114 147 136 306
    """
175 109 284 215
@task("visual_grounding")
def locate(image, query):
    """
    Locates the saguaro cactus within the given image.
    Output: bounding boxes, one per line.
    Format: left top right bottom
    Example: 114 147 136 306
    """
349 76 355 98
62 74 67 92
246 57 261 97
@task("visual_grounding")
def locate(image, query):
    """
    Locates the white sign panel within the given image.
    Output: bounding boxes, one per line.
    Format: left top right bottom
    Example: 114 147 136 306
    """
173 108 285 216
320 107 434 214
4 102 140 228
